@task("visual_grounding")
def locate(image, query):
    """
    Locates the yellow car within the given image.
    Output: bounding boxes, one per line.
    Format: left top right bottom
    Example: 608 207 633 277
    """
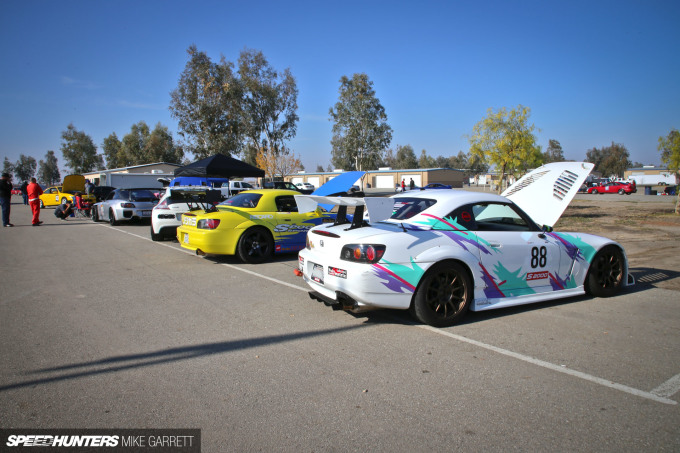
39 174 96 208
177 189 333 263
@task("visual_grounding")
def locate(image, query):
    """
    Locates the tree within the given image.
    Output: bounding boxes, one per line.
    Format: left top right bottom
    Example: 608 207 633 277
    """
448 151 468 169
315 164 325 172
13 154 37 181
658 128 680 214
145 123 184 164
37 150 61 185
543 139 565 163
434 155 450 168
329 73 392 171
120 121 150 167
418 149 436 169
382 148 396 168
170 45 244 159
394 145 418 169
60 124 104 173
238 48 299 162
585 142 631 178
3 157 14 178
117 121 183 166
255 146 302 181
468 105 541 193
102 133 123 169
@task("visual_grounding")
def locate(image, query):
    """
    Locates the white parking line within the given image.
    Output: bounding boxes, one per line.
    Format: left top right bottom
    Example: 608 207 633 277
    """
418 325 677 405
104 225 309 293
102 223 679 406
651 373 680 398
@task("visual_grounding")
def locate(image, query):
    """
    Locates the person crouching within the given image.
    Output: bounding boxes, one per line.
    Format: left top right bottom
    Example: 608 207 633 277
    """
54 199 74 220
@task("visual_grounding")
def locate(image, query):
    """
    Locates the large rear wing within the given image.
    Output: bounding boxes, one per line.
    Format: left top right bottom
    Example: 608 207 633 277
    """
295 195 395 229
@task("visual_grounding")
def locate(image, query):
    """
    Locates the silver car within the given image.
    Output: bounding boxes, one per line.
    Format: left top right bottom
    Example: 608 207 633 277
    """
91 188 159 225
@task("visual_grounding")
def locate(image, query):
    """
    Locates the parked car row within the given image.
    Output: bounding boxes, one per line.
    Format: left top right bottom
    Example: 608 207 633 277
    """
83 163 634 327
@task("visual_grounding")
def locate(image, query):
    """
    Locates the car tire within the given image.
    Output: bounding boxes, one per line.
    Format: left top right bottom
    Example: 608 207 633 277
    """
150 223 162 241
39 200 44 208
411 261 472 327
237 227 274 264
618 189 625 195
585 245 625 297
92 207 99 222
61 197 68 205
109 209 118 226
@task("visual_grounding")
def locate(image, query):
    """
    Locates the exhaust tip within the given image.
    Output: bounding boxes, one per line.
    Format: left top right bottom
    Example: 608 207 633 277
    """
196 249 206 256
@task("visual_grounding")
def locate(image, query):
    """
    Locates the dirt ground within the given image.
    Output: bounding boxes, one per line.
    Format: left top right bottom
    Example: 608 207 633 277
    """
554 194 680 291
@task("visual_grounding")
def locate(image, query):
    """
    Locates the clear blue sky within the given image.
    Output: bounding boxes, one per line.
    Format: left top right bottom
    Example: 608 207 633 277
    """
1 0 679 172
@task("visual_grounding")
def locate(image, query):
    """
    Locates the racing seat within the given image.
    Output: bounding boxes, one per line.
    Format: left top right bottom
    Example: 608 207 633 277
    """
73 194 91 218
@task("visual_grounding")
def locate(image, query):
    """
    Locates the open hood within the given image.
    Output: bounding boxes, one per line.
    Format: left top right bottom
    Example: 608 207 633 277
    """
502 161 594 227
62 174 86 193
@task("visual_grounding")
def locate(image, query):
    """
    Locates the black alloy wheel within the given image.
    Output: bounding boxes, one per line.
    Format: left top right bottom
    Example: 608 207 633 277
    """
412 261 472 327
237 228 274 264
585 245 625 297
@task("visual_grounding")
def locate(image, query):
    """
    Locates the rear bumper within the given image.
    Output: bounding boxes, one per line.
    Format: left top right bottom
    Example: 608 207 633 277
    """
177 226 241 255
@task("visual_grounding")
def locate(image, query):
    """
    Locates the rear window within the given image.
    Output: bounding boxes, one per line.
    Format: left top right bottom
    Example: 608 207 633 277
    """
220 192 263 208
390 197 436 220
129 190 157 202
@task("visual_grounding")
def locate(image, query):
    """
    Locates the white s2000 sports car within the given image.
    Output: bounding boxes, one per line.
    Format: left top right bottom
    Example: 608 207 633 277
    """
295 162 634 327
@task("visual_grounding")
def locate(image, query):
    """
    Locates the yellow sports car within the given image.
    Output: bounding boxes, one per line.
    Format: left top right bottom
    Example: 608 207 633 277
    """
177 189 334 263
39 174 96 207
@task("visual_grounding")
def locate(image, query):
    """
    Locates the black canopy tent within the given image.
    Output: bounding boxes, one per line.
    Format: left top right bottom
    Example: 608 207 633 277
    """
174 154 265 178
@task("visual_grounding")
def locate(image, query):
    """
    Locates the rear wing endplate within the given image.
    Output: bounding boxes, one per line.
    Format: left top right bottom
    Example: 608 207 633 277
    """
295 195 395 228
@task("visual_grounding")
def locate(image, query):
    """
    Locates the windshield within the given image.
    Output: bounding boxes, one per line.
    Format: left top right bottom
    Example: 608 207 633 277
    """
389 197 437 220
220 192 263 208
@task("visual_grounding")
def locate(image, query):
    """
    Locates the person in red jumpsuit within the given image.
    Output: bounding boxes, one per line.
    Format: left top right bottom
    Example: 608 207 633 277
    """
27 177 44 226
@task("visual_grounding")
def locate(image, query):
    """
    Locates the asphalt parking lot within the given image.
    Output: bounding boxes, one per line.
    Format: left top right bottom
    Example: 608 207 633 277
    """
1 194 679 451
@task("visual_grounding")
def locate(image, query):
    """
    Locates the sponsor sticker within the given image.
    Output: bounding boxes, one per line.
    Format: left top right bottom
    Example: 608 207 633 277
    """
527 271 549 281
328 267 347 279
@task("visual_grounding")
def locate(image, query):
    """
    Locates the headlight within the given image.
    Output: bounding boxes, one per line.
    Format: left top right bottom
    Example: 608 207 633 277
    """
340 244 386 263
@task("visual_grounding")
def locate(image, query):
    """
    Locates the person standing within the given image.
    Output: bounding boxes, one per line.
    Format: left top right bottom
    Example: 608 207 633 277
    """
20 180 29 205
401 179 406 192
0 172 13 227
27 177 44 226
409 178 415 190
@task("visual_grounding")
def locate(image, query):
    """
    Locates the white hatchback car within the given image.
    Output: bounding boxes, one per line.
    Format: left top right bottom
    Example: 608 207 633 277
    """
150 187 221 241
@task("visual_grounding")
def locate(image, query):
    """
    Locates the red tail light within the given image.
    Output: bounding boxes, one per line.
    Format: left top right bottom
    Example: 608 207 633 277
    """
155 199 169 210
341 244 386 264
197 219 220 229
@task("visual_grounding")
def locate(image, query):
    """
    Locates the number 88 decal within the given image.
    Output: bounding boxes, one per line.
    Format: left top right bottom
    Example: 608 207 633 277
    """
531 246 547 268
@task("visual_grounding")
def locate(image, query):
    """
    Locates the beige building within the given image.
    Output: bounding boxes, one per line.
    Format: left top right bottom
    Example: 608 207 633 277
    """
286 168 465 190
84 162 182 185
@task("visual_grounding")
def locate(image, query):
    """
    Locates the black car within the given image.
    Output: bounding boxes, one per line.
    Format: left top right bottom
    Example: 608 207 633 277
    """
92 186 116 202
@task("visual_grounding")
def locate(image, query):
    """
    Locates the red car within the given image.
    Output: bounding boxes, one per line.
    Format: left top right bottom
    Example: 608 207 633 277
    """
11 187 21 195
587 181 637 195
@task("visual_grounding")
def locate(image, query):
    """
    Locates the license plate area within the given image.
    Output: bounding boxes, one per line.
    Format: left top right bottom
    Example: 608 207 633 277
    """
311 262 324 285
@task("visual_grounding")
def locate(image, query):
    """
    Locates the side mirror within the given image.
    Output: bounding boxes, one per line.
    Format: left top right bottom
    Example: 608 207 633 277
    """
542 225 553 233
